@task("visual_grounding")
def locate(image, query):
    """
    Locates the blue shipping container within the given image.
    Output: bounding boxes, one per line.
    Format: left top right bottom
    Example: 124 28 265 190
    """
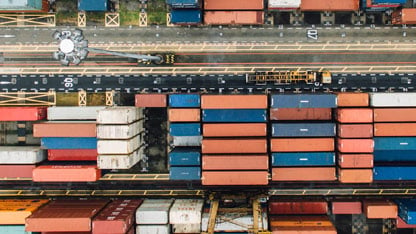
167 0 200 8
202 109 267 122
272 123 335 137
374 150 416 162
272 152 335 166
169 148 201 166
373 166 416 180
0 225 39 234
395 199 416 225
78 0 108 11
372 0 406 4
270 94 337 108
170 166 201 180
374 137 416 151
170 123 201 136
41 137 97 149
169 94 200 107
170 9 202 24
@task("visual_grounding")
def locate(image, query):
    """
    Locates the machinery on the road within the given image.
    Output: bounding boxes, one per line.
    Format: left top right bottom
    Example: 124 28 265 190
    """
246 70 332 86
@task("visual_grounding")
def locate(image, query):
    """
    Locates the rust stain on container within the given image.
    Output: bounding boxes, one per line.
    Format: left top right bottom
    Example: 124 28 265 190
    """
203 123 267 137
202 155 269 170
271 167 336 181
33 122 96 138
270 108 332 121
374 123 416 136
202 138 267 154
337 124 373 138
135 94 167 107
32 165 101 182
202 171 269 185
271 138 334 152
0 165 35 178
331 201 362 214
270 215 333 227
0 199 49 224
374 108 416 122
301 0 359 11
336 92 369 107
168 109 200 122
338 169 373 183
336 108 373 123
338 154 373 168
337 139 374 153
204 11 264 25
364 200 398 219
201 95 267 109
269 200 328 215
204 0 264 10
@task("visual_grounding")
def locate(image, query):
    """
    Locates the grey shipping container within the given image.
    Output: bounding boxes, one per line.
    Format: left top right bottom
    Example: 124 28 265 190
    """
271 94 337 108
272 123 336 137
47 106 105 120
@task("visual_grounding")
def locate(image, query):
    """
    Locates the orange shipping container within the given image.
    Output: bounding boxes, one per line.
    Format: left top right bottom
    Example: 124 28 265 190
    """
271 138 334 152
337 124 373 138
272 167 336 181
0 199 49 224
203 123 266 137
202 155 268 170
204 11 264 25
338 154 374 168
33 122 96 138
202 171 268 185
32 165 101 182
364 201 398 219
338 169 373 183
270 216 333 227
374 123 416 136
168 109 200 122
271 226 337 234
135 94 166 107
270 108 332 121
374 108 416 122
392 8 416 25
202 139 267 154
301 0 359 11
201 95 267 109
204 0 264 10
336 92 369 107
336 108 373 123
337 139 374 153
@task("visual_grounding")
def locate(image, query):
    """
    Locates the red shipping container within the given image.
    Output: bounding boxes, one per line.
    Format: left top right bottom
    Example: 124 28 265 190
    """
135 94 166 107
202 139 267 154
48 149 98 161
337 124 373 138
32 165 101 182
336 108 373 123
204 11 264 25
92 199 143 234
0 165 35 178
201 171 268 185
374 123 416 136
202 155 269 170
336 92 369 107
271 138 334 152
338 154 373 168
204 0 264 10
364 200 398 219
270 215 333 227
0 107 47 121
397 216 416 228
271 226 337 233
33 122 96 137
331 201 362 214
203 123 267 137
338 169 373 183
269 200 328 215
337 139 374 153
272 167 336 181
270 108 332 121
373 108 416 122
301 0 359 11
201 95 267 109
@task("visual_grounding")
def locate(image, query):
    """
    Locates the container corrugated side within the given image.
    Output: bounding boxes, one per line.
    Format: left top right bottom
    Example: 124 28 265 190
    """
337 139 374 153
374 108 416 122
97 121 143 139
374 137 416 150
0 165 35 178
271 138 334 152
169 148 200 166
172 136 202 147
338 154 374 168
374 150 416 162
136 225 170 234
41 137 97 149
204 11 264 25
271 94 337 108
170 167 201 180
97 134 142 154
203 123 267 137
78 0 108 11
48 149 97 161
168 108 200 122
271 152 335 166
269 200 328 214
373 166 416 180
136 199 173 225
375 123 416 136
201 95 267 109
204 0 263 10
0 107 47 121
171 9 202 24
135 94 167 107
98 146 145 169
271 123 335 137
270 108 332 120
97 107 142 124
201 171 269 185
272 167 336 181
338 124 373 138
47 106 105 120
202 155 269 170
339 169 373 183
169 94 200 107
32 165 101 182
301 0 359 11
268 0 300 9
364 200 398 219
370 93 416 107
336 92 369 107
202 139 267 154
336 108 373 123
331 201 362 214
0 146 45 164
202 109 267 123
34 121 97 138
169 123 201 136
169 199 204 224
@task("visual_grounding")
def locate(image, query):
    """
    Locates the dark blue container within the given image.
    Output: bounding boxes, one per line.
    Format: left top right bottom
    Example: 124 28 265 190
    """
167 0 201 8
78 0 108 11
270 94 337 108
396 199 416 225
372 0 406 4
170 9 202 25
374 150 416 162
41 137 97 149
202 109 267 122
169 94 200 107
169 148 200 166
170 123 201 136
272 123 335 137
170 166 201 180
272 152 335 166
373 166 416 180
374 137 416 151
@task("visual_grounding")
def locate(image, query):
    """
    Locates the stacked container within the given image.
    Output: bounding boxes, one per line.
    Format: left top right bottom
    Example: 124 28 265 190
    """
136 199 173 234
167 0 202 25
168 94 201 180
203 0 264 25
270 94 337 182
372 93 416 181
336 93 374 184
97 107 145 170
201 95 269 185
169 199 204 233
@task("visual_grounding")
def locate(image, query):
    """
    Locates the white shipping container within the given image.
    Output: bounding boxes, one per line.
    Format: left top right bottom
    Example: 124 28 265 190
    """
0 146 46 164
98 146 145 169
268 0 300 8
47 106 105 120
136 225 170 234
136 199 174 224
172 223 201 233
370 93 416 107
172 136 202 147
97 120 144 139
97 107 143 124
169 199 204 224
97 134 143 154
201 210 268 232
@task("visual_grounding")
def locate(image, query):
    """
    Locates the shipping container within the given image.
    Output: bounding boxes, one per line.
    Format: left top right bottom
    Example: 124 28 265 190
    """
97 107 142 124
26 200 108 232
0 225 39 234
397 216 416 228
374 137 416 150
136 199 173 224
339 169 373 183
202 171 268 185
338 154 374 168
270 108 332 121
272 167 336 181
136 225 170 234
373 108 416 122
201 95 267 109
374 150 416 161
169 94 200 107
32 165 101 182
204 11 264 25
269 215 333 227
375 123 416 136
270 138 334 152
337 124 373 138
395 199 416 225
97 135 142 154
370 93 416 107
272 123 335 137
48 149 97 161
97 121 143 139
169 148 200 166
337 139 374 153
301 0 359 11
0 199 49 224
271 152 335 166
202 139 267 154
336 92 369 107
169 123 201 136
171 9 202 25
331 201 362 214
202 109 267 123
0 146 45 164
393 8 416 24
172 136 202 147
170 167 201 180
92 199 143 234
135 94 167 108
271 94 337 108
78 0 108 11
373 0 406 3
169 199 204 224
47 106 105 120
0 165 35 178
41 137 97 149
203 123 267 137
167 0 201 8
34 121 96 138
204 0 263 10
269 200 328 215
201 210 268 232
336 108 373 123
374 166 416 180
268 0 301 9
202 155 269 170
98 147 145 169
0 0 49 12
0 107 47 121
364 200 398 219
168 109 200 122
271 226 337 233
